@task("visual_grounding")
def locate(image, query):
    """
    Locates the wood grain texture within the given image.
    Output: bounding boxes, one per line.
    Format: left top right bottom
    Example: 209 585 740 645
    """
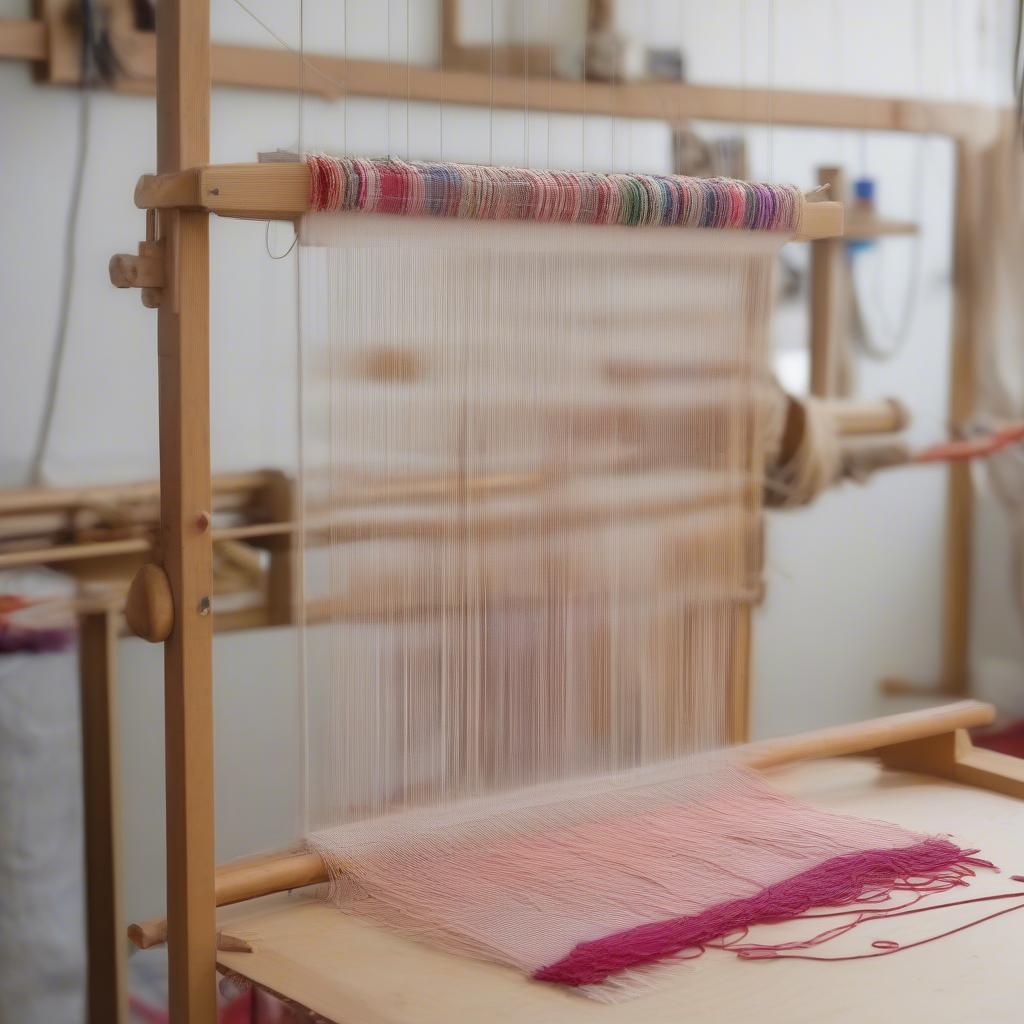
155 1 216 1021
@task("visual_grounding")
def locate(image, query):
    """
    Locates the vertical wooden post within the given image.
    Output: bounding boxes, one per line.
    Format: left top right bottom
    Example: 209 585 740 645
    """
155 1 216 1021
938 139 978 695
808 166 848 398
78 601 126 1024
882 140 979 699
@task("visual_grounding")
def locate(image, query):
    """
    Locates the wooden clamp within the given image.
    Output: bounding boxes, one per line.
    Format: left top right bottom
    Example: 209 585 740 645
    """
109 209 164 308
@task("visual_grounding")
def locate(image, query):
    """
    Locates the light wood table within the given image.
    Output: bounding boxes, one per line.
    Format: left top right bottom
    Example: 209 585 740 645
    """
218 759 1024 1023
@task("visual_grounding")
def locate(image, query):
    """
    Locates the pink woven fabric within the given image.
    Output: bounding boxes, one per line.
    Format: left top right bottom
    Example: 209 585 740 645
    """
309 761 989 996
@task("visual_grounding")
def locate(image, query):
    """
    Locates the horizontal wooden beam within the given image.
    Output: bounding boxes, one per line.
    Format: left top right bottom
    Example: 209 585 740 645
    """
3 15 1004 143
126 700 1004 949
0 471 273 517
135 162 844 239
96 27 1014 143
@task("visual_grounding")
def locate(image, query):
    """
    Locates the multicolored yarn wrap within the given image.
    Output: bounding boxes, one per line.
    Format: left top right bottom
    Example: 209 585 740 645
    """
306 155 801 232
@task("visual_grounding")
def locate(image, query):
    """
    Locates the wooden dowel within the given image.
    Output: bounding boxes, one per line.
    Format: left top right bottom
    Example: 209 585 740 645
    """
825 397 909 436
129 853 325 949
126 700 997 949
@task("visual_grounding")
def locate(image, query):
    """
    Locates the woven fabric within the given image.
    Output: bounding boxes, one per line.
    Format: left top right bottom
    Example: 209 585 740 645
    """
306 155 801 232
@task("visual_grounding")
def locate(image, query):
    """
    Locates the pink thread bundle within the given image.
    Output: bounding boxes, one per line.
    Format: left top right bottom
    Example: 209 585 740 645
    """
308 760 991 999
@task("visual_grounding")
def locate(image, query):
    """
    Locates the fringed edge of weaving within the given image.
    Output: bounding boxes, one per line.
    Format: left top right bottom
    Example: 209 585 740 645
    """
533 838 995 987
305 154 801 232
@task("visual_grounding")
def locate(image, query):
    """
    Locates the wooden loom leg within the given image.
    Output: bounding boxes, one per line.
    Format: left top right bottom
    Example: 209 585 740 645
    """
156 1 217 1021
883 140 978 698
78 603 127 1024
878 728 1024 800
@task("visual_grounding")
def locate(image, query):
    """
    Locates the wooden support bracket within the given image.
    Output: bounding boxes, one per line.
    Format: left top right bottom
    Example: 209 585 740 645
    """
878 727 1024 800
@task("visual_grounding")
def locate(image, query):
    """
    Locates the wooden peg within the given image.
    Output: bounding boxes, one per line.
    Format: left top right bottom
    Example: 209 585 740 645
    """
125 563 174 643
108 251 164 289
110 211 165 307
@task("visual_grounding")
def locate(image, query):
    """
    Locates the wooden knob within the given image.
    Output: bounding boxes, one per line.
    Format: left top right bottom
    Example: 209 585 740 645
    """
125 563 174 643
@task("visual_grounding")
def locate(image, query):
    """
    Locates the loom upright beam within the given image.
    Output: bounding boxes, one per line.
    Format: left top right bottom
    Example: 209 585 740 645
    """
155 1 217 1021
133 162 845 240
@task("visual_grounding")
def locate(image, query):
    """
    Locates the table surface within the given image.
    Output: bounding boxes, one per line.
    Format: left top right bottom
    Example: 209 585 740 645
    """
217 758 1024 1024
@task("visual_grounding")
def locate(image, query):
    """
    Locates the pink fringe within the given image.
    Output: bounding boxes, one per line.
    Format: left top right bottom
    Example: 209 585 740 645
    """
533 838 992 986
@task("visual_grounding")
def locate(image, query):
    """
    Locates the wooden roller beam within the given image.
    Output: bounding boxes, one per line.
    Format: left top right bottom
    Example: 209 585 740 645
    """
127 700 1016 951
134 163 844 240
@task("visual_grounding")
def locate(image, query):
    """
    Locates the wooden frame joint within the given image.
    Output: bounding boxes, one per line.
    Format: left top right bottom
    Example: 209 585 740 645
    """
109 209 165 307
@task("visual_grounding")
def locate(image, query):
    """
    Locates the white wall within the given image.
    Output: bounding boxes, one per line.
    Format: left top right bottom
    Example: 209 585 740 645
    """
2 0 1020 926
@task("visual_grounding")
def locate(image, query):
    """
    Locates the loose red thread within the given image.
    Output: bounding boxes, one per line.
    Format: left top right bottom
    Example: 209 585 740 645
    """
534 839 991 986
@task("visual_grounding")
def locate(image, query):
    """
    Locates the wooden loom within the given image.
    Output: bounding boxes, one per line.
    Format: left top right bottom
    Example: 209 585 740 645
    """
40 3 1011 1021
4 0 998 702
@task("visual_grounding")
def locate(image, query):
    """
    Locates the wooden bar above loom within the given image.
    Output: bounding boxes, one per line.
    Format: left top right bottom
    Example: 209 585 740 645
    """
126 700 1024 951
134 162 845 240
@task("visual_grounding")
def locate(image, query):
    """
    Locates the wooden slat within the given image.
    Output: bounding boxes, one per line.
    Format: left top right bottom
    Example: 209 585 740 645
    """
155 1 216 1021
78 603 127 1024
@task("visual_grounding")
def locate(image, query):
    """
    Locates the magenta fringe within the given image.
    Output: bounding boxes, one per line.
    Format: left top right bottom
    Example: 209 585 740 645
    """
533 838 992 987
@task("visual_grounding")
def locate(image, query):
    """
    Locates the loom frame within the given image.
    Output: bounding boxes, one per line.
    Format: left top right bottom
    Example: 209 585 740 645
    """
105 5 1021 1022
3 2 1004 699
